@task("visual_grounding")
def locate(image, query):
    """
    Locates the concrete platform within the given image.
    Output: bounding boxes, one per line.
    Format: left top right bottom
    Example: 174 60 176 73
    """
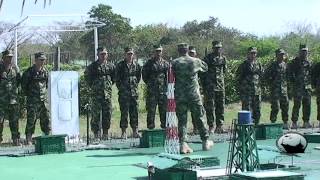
0 138 320 180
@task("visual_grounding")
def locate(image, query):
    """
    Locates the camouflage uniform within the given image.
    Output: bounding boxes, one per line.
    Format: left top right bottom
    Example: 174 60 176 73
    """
172 47 209 144
202 42 226 129
84 56 115 137
288 58 312 123
21 53 50 137
288 47 312 125
236 47 263 125
312 62 320 123
264 49 289 123
188 46 199 132
115 56 142 131
142 56 168 129
0 50 21 142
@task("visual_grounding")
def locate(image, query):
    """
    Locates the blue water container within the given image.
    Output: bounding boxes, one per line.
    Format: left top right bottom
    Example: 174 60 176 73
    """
238 111 252 124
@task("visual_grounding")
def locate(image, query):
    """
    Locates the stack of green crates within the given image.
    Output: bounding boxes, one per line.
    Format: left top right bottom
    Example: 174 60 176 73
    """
255 123 283 140
35 134 67 154
140 129 165 148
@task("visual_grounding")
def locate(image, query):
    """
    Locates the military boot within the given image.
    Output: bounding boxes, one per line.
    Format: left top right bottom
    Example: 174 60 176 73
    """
121 128 127 139
283 122 289 130
208 126 214 134
12 138 21 146
302 122 312 129
180 142 193 154
26 134 32 145
132 128 141 138
102 130 109 140
202 139 214 151
214 125 227 134
291 122 298 129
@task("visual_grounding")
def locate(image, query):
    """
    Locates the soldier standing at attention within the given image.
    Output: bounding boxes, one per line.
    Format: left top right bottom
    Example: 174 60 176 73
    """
236 47 263 125
312 60 320 128
288 44 312 129
21 52 50 145
202 41 227 133
142 45 169 129
116 47 142 139
84 47 115 140
188 46 200 134
264 48 289 129
0 50 21 146
172 43 213 154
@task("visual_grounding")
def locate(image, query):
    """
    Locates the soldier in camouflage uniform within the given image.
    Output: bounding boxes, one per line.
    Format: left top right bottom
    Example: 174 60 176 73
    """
236 47 263 125
172 43 213 154
21 52 50 145
142 45 168 129
84 47 115 140
116 47 142 139
188 46 199 134
288 45 312 129
202 41 227 133
312 61 320 128
264 49 289 129
0 50 21 145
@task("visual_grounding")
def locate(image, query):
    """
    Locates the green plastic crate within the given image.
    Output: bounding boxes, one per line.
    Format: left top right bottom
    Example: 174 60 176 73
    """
140 129 165 148
255 123 283 140
35 134 67 154
153 168 197 180
304 133 320 143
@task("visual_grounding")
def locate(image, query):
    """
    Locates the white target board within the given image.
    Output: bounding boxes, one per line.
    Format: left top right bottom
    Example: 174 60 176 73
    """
49 71 79 139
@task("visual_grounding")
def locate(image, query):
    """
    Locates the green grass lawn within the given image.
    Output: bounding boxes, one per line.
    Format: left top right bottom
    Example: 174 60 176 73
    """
1 96 319 142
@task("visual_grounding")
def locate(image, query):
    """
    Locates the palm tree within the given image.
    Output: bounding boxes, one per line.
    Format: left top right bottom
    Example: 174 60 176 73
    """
0 0 51 15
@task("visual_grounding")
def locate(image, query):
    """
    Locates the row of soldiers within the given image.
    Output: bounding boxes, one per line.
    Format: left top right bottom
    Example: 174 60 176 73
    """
0 51 49 146
1 41 320 150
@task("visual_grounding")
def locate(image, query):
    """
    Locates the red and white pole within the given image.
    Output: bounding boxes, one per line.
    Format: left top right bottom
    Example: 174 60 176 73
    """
165 62 180 154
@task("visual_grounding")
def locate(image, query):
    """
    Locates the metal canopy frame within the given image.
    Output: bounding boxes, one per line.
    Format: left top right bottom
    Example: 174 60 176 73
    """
5 14 105 66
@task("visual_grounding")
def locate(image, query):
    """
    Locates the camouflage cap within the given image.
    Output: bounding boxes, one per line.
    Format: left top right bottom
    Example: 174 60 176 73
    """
124 47 134 54
153 44 163 51
188 46 196 53
248 46 258 53
2 49 13 57
177 43 189 49
35 52 47 60
275 48 286 54
212 41 222 48
299 44 308 51
97 47 108 54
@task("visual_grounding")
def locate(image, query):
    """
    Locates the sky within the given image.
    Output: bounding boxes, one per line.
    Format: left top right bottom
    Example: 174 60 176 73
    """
0 0 320 36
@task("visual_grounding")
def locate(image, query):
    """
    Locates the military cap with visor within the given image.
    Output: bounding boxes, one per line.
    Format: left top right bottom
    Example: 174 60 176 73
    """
35 52 47 60
2 49 14 57
212 41 222 48
248 46 258 53
188 46 196 53
124 47 134 54
177 43 189 49
97 47 108 54
153 44 163 51
275 48 286 54
299 44 308 51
